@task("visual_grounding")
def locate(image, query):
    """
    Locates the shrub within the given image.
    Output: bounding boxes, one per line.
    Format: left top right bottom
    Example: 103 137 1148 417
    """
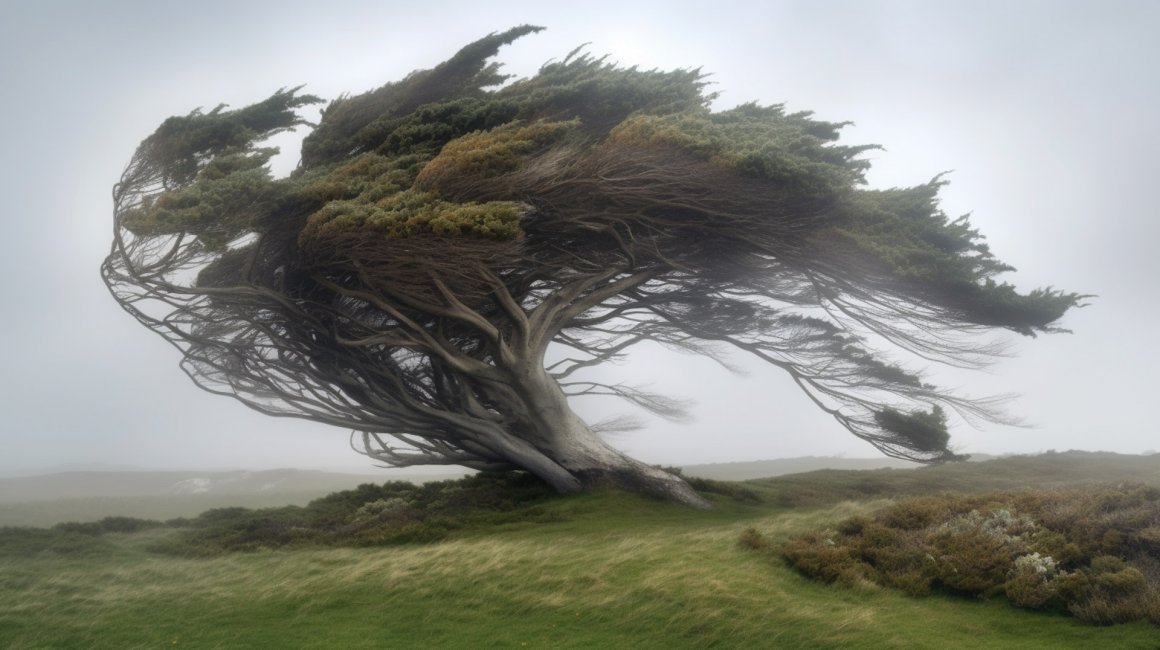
782 484 1160 626
0 526 117 558
738 527 770 551
1005 553 1066 609
151 471 563 556
781 529 874 587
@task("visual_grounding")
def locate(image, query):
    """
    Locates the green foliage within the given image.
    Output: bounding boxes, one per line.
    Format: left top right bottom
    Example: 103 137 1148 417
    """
295 151 420 204
301 188 523 242
122 25 1082 344
500 50 709 130
359 96 523 159
138 87 322 187
754 450 1160 508
51 516 163 536
416 119 578 194
608 105 875 195
122 151 280 249
873 405 951 454
0 517 163 558
821 180 1081 334
0 526 116 558
300 25 544 167
779 485 1160 626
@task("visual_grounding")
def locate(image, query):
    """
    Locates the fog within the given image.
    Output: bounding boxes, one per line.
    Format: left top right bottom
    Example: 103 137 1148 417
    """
1 0 1156 476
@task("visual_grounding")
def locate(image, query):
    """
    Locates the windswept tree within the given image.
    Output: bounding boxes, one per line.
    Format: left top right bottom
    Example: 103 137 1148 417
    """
103 27 1083 507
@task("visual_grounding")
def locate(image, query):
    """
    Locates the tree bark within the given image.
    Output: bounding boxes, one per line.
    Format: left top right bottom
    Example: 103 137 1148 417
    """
499 357 712 509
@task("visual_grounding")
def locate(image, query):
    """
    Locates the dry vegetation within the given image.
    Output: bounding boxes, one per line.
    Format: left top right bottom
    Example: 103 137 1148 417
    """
771 482 1160 626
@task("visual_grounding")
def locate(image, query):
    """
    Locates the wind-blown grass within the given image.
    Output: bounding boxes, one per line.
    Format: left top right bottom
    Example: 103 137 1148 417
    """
2 452 1159 648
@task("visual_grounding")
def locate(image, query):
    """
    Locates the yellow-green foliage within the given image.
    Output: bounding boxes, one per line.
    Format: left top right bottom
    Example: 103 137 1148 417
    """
301 188 522 242
297 141 530 244
296 153 419 204
415 119 577 191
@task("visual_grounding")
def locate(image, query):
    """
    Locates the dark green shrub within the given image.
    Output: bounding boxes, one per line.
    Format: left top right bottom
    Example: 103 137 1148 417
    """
0 526 116 558
92 516 163 534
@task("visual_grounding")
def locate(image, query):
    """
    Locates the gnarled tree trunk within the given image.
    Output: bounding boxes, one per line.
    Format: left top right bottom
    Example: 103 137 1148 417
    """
500 359 711 509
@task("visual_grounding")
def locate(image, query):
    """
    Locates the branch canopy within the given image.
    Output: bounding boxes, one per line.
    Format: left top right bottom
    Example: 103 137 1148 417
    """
104 27 1085 476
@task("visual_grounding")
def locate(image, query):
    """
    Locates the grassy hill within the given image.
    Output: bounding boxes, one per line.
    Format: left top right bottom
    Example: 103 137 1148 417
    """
0 456 917 527
1 452 1158 648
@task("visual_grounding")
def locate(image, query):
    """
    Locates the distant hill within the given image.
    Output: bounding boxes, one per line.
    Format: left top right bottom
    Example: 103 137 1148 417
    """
0 457 921 526
0 468 468 504
751 450 1160 507
679 456 922 481
0 458 921 505
2 451 1147 527
0 468 471 527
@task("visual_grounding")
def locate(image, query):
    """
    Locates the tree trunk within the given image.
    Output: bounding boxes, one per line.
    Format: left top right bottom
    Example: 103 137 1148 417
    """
500 359 712 509
549 424 712 509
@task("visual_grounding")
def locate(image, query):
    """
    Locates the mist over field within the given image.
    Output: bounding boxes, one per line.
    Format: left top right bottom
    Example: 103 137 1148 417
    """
1 1 1157 478
0 456 921 526
2 2 1159 646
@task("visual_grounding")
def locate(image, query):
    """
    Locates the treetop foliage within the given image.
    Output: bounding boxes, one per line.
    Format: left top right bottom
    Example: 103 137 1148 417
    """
106 26 1084 472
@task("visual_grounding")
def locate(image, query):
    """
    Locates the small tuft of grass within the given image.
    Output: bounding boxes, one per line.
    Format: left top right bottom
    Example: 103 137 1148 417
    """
737 526 771 551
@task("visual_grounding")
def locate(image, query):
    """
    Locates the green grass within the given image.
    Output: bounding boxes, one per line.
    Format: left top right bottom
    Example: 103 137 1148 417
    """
2 453 1159 648
752 450 1160 507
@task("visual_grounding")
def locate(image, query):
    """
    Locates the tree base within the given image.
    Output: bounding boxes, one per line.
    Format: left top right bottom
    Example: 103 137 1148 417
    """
571 465 712 509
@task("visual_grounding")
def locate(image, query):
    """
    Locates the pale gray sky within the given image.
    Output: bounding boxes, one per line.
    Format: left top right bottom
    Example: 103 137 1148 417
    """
1 0 1156 475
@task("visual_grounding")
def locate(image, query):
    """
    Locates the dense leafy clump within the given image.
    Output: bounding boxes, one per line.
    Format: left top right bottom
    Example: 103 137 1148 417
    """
772 485 1160 626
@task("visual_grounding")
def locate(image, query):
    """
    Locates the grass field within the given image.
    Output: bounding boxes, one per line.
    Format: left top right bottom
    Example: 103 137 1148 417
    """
2 452 1158 648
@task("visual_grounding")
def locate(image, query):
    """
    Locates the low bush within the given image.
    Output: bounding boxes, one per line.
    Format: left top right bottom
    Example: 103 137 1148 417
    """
0 516 166 558
149 471 564 556
774 484 1160 626
3 468 748 558
737 527 770 551
0 526 118 558
52 516 164 536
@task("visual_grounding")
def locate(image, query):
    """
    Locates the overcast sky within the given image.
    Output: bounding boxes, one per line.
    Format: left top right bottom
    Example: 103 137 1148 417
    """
1 0 1156 476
